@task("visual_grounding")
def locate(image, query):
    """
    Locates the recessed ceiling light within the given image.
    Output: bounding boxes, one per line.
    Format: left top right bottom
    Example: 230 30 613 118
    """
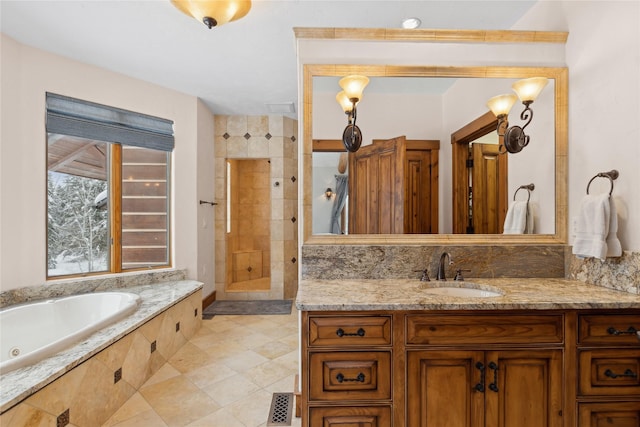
402 17 421 29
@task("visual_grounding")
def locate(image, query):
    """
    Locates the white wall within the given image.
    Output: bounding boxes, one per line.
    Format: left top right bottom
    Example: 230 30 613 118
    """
513 0 640 250
313 90 443 142
0 34 216 293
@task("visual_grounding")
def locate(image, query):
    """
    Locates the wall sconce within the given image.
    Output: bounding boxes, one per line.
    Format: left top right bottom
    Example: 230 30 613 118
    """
336 75 369 152
487 77 549 154
325 188 333 200
170 0 251 29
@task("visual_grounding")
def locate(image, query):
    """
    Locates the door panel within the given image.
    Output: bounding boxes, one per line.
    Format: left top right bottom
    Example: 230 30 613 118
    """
472 143 507 234
484 350 564 427
349 136 406 234
407 350 484 427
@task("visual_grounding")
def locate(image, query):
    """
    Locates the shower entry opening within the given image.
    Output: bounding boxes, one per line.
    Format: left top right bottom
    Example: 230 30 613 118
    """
225 159 271 292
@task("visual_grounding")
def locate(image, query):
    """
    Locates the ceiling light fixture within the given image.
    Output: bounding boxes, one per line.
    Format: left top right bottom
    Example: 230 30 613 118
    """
486 77 549 154
336 75 369 152
402 17 422 29
170 0 251 29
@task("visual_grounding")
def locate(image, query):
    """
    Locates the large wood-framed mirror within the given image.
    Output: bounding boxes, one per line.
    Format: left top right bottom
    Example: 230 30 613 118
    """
302 64 568 245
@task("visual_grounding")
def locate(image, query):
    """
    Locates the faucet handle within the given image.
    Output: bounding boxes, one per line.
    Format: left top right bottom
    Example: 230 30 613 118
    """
454 269 471 281
414 269 430 282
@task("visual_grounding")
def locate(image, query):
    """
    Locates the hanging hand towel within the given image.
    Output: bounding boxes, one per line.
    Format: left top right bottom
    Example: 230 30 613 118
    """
503 201 533 234
606 198 622 257
572 193 610 260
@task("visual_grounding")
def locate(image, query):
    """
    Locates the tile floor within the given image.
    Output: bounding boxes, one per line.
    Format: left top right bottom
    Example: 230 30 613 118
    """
102 309 301 427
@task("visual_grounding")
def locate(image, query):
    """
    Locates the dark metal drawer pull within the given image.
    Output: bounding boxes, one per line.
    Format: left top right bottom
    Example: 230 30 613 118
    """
336 372 365 383
488 361 499 392
474 361 485 392
604 369 638 379
606 326 638 336
335 328 366 337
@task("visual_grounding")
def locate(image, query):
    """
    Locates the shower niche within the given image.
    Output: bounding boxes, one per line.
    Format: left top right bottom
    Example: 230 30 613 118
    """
226 159 271 292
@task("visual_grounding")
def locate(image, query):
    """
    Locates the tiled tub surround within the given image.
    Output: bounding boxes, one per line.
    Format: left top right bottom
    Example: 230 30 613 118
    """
0 280 202 426
301 245 566 280
295 277 640 311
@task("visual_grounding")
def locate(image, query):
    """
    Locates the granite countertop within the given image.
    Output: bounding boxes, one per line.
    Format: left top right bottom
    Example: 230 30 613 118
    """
0 280 202 413
295 277 640 311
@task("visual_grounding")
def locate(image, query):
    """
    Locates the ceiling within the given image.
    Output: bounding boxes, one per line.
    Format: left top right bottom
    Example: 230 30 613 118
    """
0 1 536 118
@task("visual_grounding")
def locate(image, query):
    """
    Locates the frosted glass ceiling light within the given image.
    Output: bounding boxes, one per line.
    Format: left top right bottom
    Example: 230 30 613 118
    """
170 0 251 29
487 77 549 154
337 75 369 152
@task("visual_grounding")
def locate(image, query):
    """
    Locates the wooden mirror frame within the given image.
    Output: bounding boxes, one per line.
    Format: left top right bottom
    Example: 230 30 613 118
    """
302 64 568 245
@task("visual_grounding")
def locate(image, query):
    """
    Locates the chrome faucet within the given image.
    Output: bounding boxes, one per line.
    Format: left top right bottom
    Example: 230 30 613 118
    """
436 252 453 281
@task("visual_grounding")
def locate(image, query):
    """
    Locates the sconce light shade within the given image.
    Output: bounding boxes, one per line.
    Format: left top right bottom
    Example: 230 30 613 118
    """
512 77 548 103
325 188 333 199
486 93 518 118
170 0 251 29
339 75 370 102
336 91 353 114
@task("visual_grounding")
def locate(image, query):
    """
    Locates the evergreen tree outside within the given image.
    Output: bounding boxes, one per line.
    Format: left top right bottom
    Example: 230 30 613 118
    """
47 172 108 276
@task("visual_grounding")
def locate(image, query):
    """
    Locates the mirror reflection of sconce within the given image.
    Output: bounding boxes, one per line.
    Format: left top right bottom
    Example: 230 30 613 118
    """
325 188 333 200
336 75 369 152
487 77 548 154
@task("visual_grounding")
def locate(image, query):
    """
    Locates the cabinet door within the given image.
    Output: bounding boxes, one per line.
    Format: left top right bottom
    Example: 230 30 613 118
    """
484 350 564 427
407 350 484 427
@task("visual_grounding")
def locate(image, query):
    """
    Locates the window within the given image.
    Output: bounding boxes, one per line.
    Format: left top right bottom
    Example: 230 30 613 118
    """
46 93 174 278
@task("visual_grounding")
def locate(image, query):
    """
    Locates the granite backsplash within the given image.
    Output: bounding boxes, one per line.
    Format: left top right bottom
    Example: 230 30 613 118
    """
301 245 565 281
301 245 640 295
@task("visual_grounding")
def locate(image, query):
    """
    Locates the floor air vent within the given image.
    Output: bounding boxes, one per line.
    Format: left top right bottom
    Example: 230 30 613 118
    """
267 392 293 426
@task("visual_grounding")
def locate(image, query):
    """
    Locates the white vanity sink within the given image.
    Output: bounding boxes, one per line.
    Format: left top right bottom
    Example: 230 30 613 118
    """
418 283 503 297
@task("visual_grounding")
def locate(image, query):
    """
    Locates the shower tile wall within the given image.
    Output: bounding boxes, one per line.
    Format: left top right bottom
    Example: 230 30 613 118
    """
214 115 298 300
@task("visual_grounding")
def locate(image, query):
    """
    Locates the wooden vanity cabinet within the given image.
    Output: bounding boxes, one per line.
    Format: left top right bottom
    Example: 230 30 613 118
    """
406 314 564 427
576 312 640 427
301 313 395 427
406 349 563 427
300 309 640 427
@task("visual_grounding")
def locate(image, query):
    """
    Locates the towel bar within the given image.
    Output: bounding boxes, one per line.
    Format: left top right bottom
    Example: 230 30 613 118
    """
513 183 535 202
586 170 618 196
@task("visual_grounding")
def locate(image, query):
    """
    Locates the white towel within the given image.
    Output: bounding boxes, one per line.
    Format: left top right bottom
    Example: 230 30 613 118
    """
572 194 611 260
503 201 534 234
606 198 622 258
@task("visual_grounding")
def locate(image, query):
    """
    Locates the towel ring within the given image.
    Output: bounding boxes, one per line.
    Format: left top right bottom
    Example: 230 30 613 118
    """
586 170 619 196
514 183 535 202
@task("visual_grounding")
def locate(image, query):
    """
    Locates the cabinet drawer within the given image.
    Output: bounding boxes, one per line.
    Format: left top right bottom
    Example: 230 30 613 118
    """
579 314 640 346
578 349 640 396
309 352 391 401
406 314 564 345
578 401 640 427
309 405 391 427
308 316 392 347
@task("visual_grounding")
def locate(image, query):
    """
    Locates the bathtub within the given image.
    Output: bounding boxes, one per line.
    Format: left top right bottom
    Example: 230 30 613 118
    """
0 292 141 374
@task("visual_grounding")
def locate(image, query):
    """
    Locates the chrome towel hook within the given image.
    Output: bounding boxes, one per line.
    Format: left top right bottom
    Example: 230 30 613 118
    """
586 170 619 196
